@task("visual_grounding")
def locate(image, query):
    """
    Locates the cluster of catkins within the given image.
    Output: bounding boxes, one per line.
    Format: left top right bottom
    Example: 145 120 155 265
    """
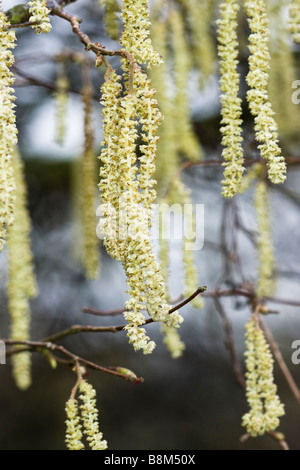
0 1 52 390
1 0 299 449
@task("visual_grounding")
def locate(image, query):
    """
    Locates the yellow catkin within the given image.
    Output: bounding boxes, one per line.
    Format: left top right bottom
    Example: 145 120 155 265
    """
238 163 265 194
99 72 158 354
27 0 51 34
254 180 275 298
98 0 120 40
80 70 99 280
78 381 108 450
150 14 178 195
65 398 85 450
267 0 299 140
170 178 204 309
100 0 185 353
243 0 286 184
242 317 285 437
289 0 300 43
158 200 170 297
120 0 162 67
0 11 17 251
185 0 217 86
161 323 186 359
169 9 203 162
54 63 69 145
217 0 245 198
8 150 38 390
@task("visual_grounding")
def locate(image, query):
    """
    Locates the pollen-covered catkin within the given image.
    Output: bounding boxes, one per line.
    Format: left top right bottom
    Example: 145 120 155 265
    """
242 317 285 436
65 398 84 450
217 0 244 198
120 0 162 67
244 0 286 184
27 0 52 34
79 381 108 450
0 10 17 251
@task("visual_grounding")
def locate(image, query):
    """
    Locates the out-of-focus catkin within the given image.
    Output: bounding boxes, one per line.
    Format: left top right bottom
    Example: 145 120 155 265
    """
254 180 276 298
8 150 38 390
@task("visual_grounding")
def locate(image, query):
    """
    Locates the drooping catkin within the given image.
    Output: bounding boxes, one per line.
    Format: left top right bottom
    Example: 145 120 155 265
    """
80 65 99 280
65 398 85 450
98 0 120 40
99 70 175 355
238 163 265 194
120 0 162 67
98 0 185 354
217 0 245 198
27 0 52 34
78 381 108 450
169 9 203 162
98 69 124 261
254 180 275 298
150 15 179 195
267 0 299 139
289 0 300 43
161 323 186 359
170 178 204 309
185 0 217 86
54 62 69 145
158 199 170 296
0 10 17 251
242 317 285 437
7 150 38 390
243 0 286 184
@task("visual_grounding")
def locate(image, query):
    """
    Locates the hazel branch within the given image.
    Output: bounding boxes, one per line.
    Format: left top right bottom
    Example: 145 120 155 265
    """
50 5 138 81
4 339 144 384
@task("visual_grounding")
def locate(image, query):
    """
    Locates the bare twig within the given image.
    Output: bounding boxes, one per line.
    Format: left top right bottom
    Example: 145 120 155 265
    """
4 339 144 384
214 297 246 389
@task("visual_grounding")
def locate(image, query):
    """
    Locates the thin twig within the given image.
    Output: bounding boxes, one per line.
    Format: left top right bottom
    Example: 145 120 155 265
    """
4 339 144 384
214 297 246 389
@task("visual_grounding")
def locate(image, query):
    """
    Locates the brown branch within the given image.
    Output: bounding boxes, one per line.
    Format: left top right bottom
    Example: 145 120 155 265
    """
214 297 246 389
180 156 300 171
4 339 144 384
82 295 184 317
50 6 137 72
4 20 41 30
202 288 300 309
82 306 126 316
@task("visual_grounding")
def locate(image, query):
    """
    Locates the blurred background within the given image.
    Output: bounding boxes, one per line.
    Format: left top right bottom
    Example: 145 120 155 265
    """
0 0 300 450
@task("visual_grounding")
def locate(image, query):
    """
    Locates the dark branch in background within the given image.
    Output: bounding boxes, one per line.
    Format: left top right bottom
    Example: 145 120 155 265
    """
213 297 246 389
